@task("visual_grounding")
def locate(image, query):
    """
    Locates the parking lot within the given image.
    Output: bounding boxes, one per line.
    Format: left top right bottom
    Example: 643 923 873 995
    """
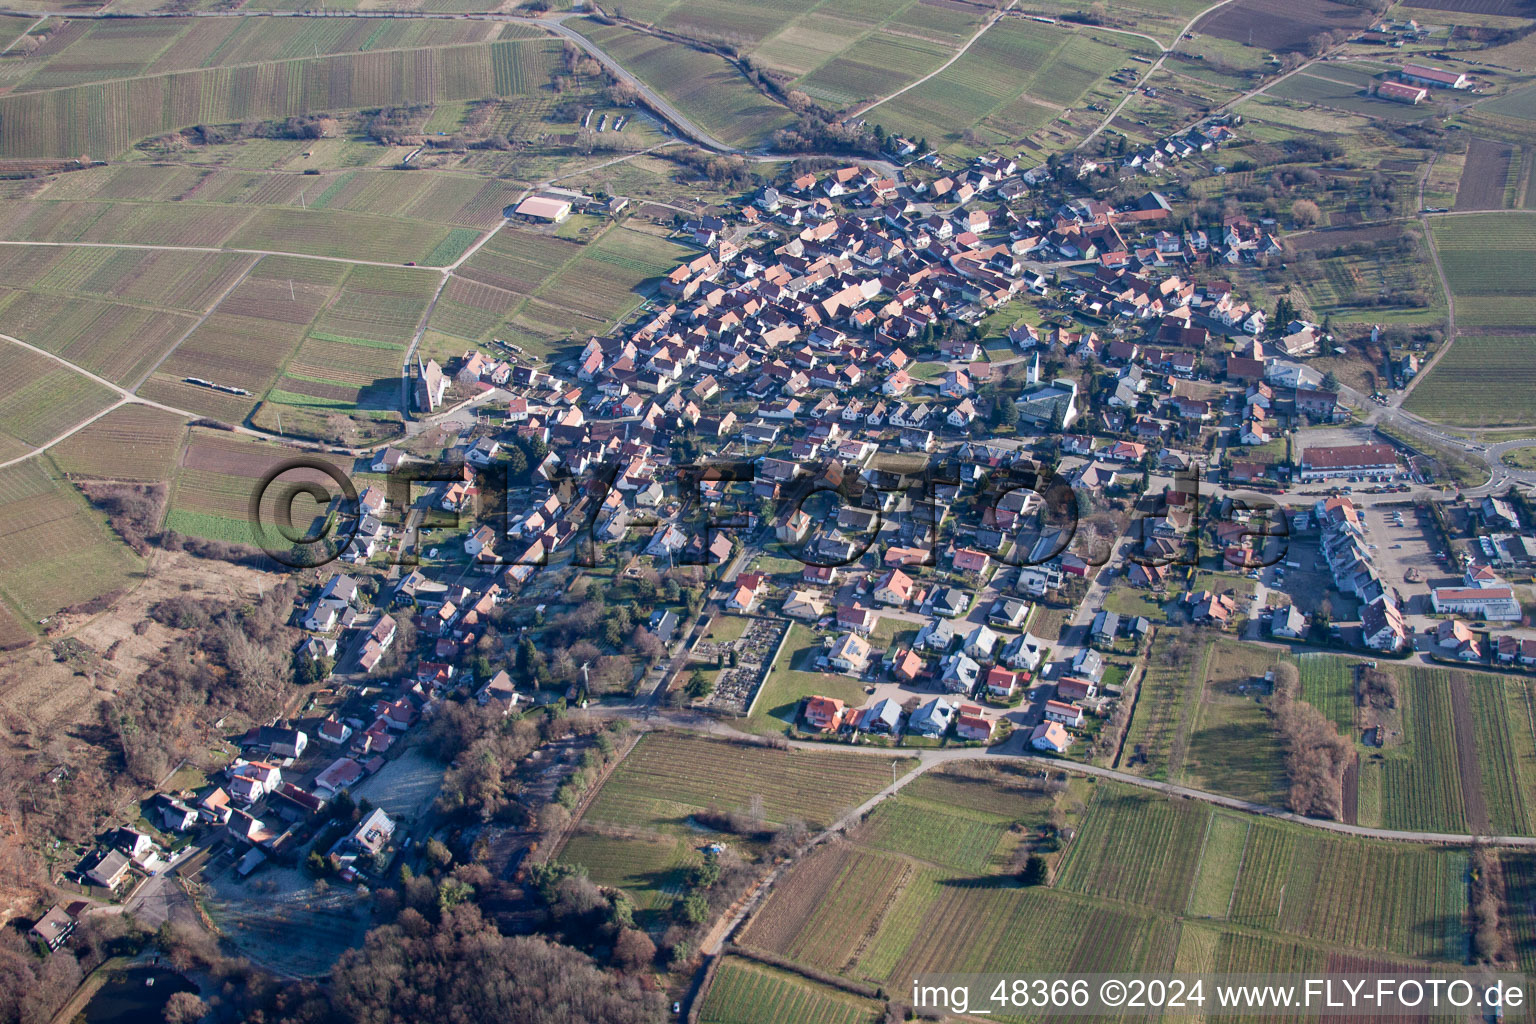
1359 504 1452 613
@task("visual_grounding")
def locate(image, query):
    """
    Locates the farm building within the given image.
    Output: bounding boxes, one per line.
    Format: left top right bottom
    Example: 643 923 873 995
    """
515 195 573 223
1399 63 1468 89
1376 81 1427 104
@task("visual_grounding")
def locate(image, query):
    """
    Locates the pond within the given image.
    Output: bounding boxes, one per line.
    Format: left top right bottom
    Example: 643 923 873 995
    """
83 966 196 1024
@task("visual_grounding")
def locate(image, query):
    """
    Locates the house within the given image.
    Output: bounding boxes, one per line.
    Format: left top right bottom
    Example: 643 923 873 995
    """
318 716 353 746
908 697 957 737
859 698 903 734
314 757 365 796
874 568 915 607
1090 610 1119 646
80 849 131 889
30 905 76 952
648 608 679 645
229 761 281 804
1029 721 1072 753
804 695 847 731
1072 648 1104 681
782 589 828 621
1056 677 1097 702
1270 605 1306 638
198 788 232 825
1043 699 1084 727
725 582 758 613
827 632 872 676
956 707 993 741
891 646 926 683
1000 632 1047 672
963 624 999 660
988 598 1029 628
1435 619 1481 660
837 604 876 635
155 795 199 833
477 670 521 709
985 665 1021 697
331 807 396 869
953 547 990 574
928 586 969 618
940 652 982 693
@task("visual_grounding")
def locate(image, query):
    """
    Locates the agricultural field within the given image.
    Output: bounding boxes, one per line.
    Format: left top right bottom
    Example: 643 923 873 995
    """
1224 820 1468 961
1404 334 1536 426
1179 641 1288 806
48 404 187 483
1262 69 1435 123
0 37 563 159
558 732 914 923
697 957 880 1024
1119 633 1211 780
0 459 144 627
162 427 354 544
579 732 908 833
139 256 352 423
1289 224 1444 329
873 21 1151 153
0 345 119 460
1055 786 1210 914
1297 653 1356 734
1192 0 1374 51
1455 137 1519 211
1428 214 1536 329
256 264 442 440
569 18 796 149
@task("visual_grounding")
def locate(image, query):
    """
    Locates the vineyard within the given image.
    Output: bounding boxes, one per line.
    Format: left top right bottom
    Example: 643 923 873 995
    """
0 346 118 458
557 828 698 916
1225 820 1468 961
49 404 187 482
0 459 143 624
852 794 1011 874
1430 214 1536 330
1404 334 1536 426
698 958 879 1024
1120 634 1212 781
1378 667 1471 834
0 38 563 159
580 733 909 832
1298 653 1356 733
1054 786 1210 913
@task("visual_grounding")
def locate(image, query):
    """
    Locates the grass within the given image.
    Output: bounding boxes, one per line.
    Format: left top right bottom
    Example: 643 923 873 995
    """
749 623 868 731
1185 812 1250 919
1430 214 1536 330
1297 652 1355 734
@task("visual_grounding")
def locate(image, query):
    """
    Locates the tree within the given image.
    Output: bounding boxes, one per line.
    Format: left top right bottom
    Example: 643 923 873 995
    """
1020 854 1048 886
613 928 656 971
675 892 710 924
163 992 209 1024
1290 198 1322 228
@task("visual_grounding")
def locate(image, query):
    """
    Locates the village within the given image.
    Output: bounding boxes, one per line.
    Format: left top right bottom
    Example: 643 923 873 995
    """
28 65 1536 965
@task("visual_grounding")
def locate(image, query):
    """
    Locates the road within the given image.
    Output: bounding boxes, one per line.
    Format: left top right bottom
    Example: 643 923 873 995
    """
1077 0 1244 149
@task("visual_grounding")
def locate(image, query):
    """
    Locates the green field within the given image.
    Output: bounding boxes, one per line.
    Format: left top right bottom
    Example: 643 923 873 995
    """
1056 786 1210 913
748 622 868 732
0 38 563 159
1120 634 1212 781
0 459 144 625
558 732 915 924
698 957 879 1024
1297 653 1356 734
569 18 795 148
1430 214 1536 328
1404 334 1536 427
